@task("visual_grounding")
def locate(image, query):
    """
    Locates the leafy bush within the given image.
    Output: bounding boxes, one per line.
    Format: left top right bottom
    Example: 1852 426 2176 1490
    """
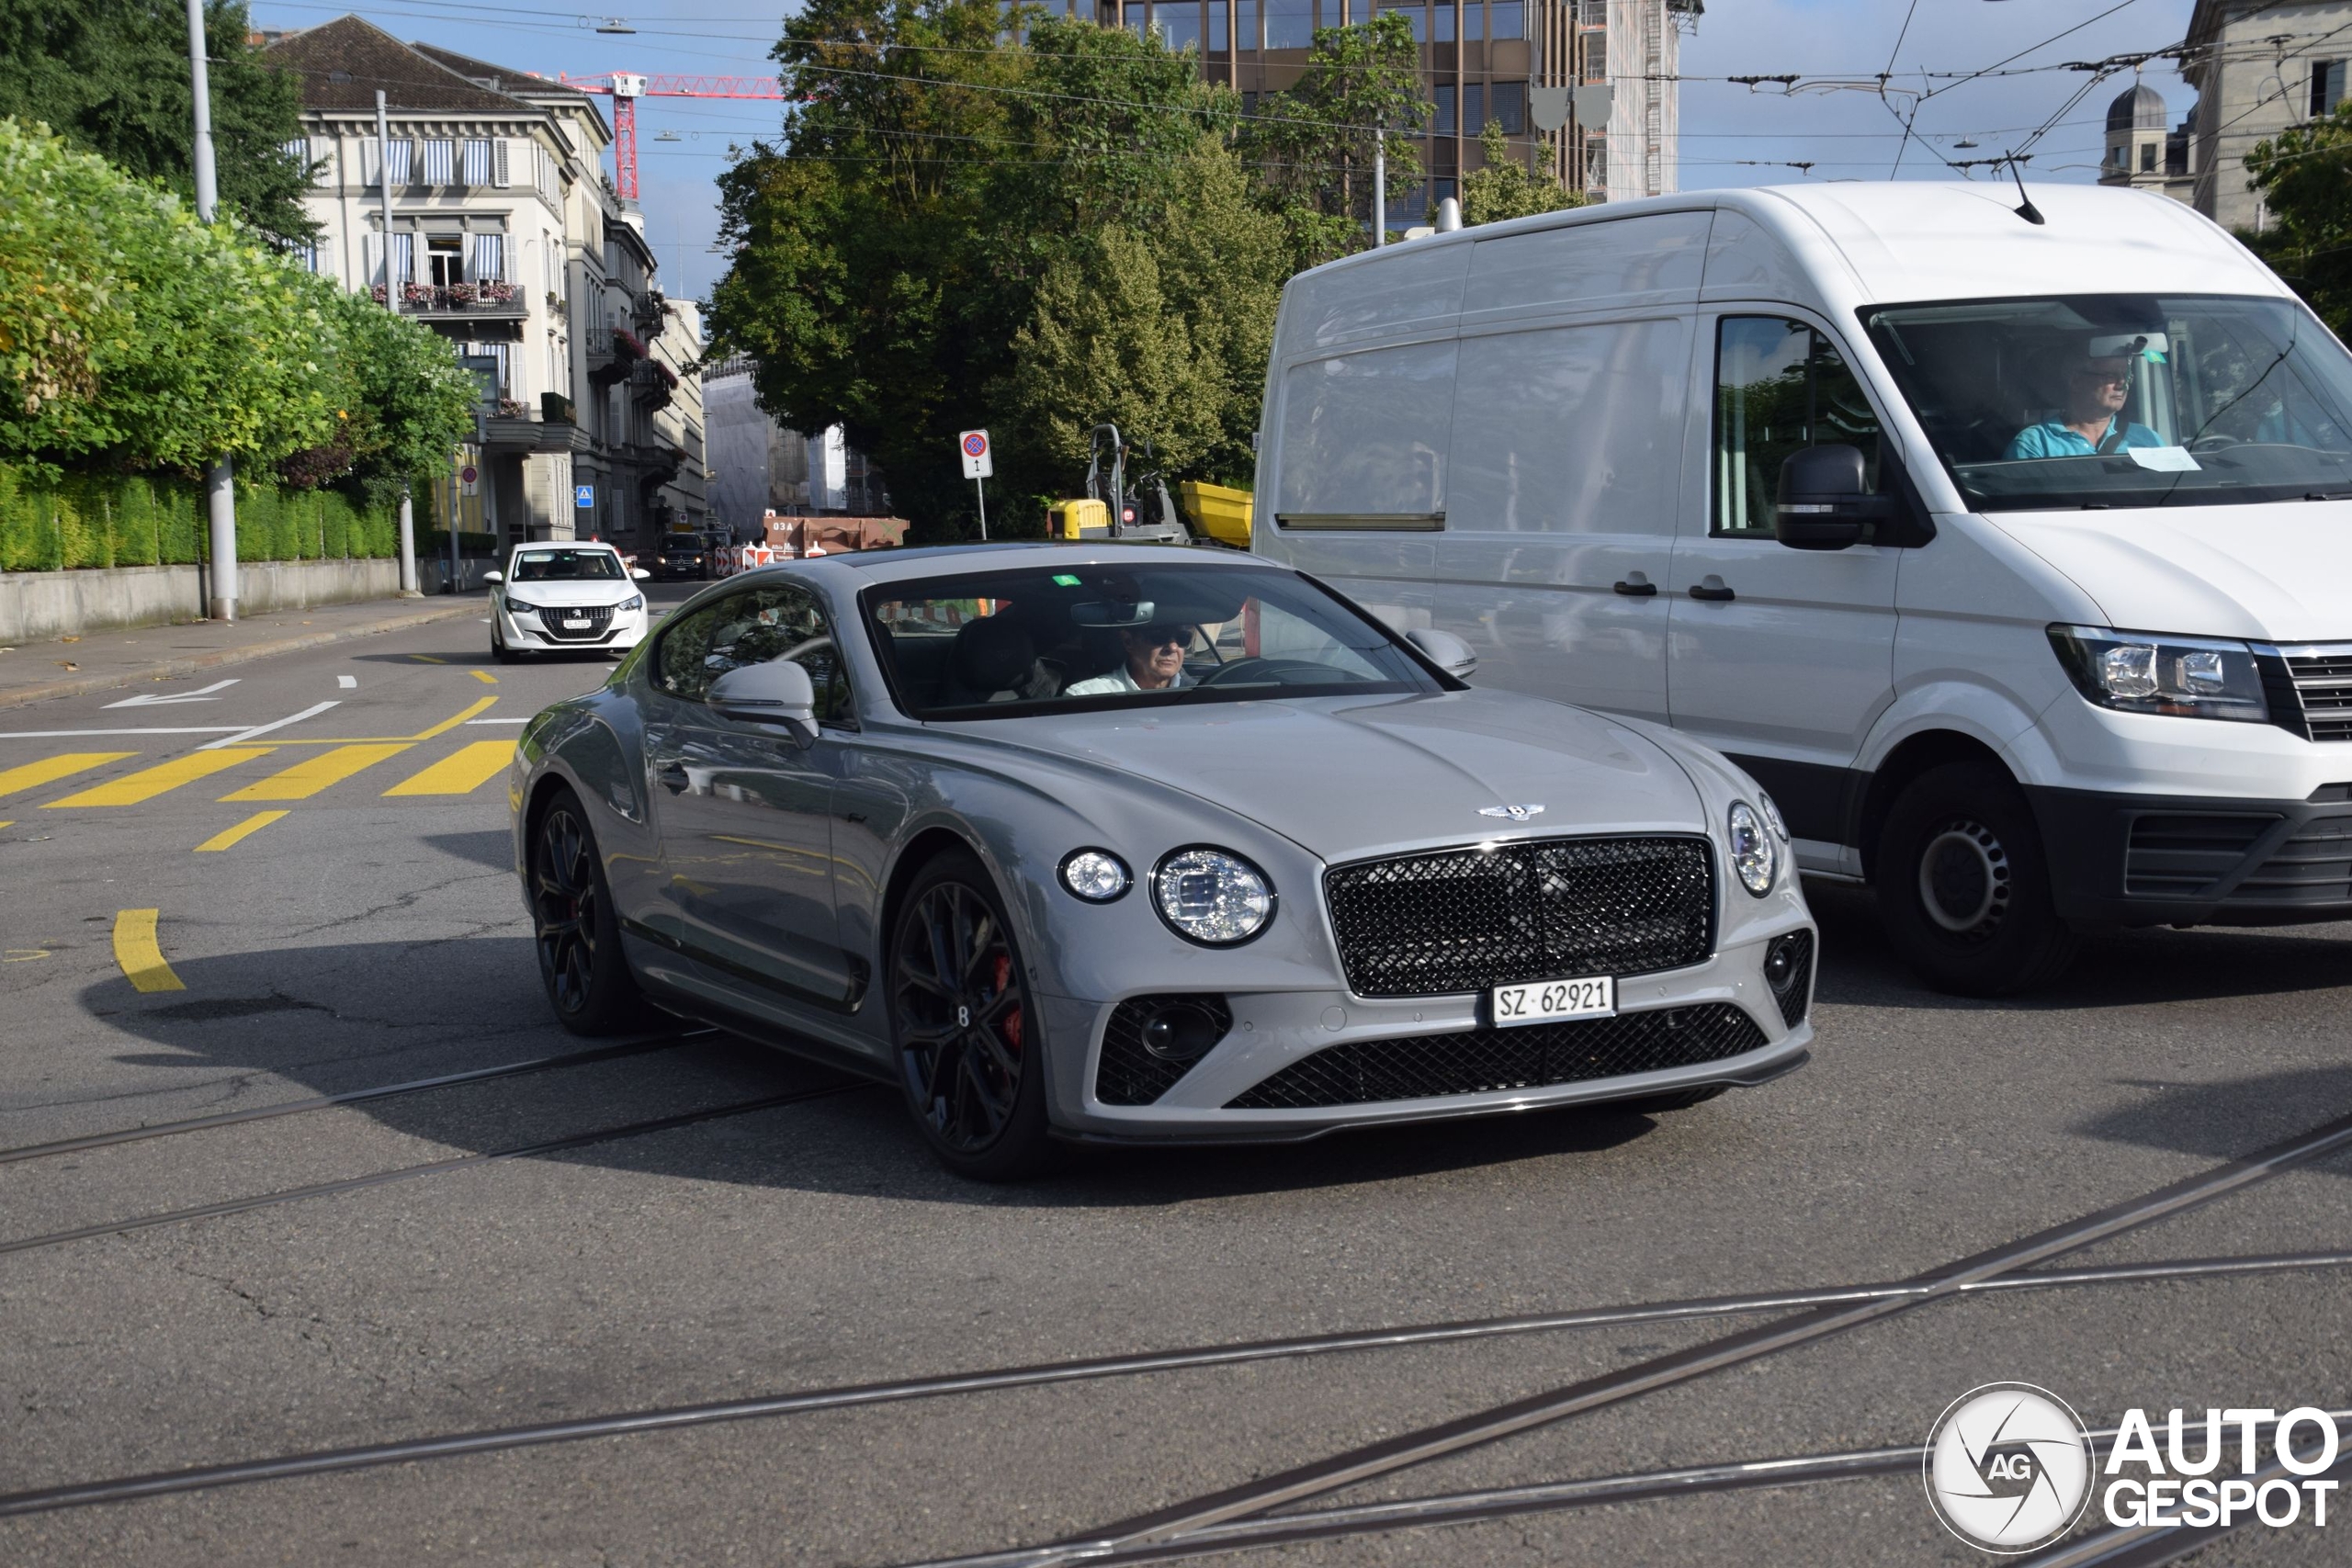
0 458 395 570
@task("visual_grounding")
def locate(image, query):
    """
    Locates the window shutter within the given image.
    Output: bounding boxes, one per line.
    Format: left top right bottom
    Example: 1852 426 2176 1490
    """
461 138 490 186
390 232 414 286
363 232 384 287
422 139 455 186
384 138 413 186
494 138 512 186
363 138 382 187
470 233 504 283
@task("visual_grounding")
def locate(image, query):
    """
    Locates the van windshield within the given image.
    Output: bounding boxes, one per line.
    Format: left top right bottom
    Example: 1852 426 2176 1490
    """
1860 295 2352 512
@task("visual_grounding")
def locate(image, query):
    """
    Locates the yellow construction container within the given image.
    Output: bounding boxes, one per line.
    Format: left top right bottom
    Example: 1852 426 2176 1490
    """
1046 498 1109 539
1178 481 1253 547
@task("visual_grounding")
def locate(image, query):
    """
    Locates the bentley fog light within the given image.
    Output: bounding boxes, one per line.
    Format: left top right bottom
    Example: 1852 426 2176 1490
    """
1728 802 1776 897
2048 626 2268 722
1152 848 1273 945
1059 848 1132 903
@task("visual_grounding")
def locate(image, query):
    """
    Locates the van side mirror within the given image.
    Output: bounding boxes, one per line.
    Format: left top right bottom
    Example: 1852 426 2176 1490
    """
1405 626 1478 680
1774 445 1893 551
708 660 819 748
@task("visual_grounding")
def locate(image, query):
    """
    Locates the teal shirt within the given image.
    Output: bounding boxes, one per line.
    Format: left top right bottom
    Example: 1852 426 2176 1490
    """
2005 420 2164 459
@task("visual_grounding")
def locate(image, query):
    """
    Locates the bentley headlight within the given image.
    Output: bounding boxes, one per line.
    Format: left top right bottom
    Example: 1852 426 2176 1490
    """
1758 791 1789 842
2048 626 2267 723
1728 802 1776 897
1152 847 1273 945
1059 848 1131 903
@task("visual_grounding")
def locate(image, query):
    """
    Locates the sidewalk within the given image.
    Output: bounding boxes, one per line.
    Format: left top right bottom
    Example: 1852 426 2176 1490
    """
0 593 487 711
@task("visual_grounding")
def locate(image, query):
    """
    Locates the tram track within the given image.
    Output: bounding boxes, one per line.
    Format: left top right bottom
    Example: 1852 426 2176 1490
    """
1 1240 2345 1520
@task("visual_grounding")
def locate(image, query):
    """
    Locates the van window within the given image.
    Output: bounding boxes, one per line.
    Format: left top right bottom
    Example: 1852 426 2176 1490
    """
1451 319 1689 532
1275 342 1457 521
1713 317 1885 537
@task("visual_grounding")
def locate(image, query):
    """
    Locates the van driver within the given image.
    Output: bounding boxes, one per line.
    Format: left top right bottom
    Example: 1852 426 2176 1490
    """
1067 623 1193 696
2006 342 2163 459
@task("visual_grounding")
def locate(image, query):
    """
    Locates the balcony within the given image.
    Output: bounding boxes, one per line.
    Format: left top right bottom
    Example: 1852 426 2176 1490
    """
371 281 528 320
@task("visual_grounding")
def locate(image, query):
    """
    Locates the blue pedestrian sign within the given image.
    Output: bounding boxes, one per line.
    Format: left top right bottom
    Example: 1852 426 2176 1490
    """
574 483 594 509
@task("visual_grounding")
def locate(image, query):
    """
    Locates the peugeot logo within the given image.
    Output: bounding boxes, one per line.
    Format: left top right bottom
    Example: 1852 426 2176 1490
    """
957 1005 971 1028
1478 804 1545 822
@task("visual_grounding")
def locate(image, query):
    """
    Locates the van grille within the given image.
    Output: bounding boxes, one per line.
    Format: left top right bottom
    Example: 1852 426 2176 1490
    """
2259 645 2352 741
2123 814 2278 897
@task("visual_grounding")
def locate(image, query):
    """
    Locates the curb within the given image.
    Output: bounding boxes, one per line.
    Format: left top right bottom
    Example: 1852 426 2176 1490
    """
0 597 487 713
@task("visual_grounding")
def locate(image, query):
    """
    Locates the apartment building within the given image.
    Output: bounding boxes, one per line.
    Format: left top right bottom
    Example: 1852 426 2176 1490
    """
264 17 707 552
1058 0 1689 212
2183 0 2352 231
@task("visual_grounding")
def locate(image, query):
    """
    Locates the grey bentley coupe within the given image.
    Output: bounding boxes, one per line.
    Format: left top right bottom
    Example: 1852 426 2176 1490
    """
510 543 1815 1179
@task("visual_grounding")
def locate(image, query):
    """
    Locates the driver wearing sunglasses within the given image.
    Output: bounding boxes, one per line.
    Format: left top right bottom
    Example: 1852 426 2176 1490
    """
2005 338 2165 459
1065 621 1194 696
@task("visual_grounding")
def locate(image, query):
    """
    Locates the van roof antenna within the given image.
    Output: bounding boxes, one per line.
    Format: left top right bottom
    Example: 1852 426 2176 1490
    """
2006 154 2045 225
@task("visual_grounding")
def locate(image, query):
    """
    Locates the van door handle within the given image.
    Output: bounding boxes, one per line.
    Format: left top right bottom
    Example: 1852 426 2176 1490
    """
1688 579 1736 603
1612 579 1657 597
657 762 690 793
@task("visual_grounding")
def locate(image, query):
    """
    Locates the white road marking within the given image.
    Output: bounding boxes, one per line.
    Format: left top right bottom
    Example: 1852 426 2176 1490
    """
198 701 342 750
0 727 249 739
338 675 357 689
102 679 240 709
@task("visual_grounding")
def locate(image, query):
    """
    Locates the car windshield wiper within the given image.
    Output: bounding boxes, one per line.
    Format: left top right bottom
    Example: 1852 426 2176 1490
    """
2304 491 2352 501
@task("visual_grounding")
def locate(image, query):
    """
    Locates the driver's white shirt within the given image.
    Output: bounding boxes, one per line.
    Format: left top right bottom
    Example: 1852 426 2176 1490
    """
1066 665 1190 697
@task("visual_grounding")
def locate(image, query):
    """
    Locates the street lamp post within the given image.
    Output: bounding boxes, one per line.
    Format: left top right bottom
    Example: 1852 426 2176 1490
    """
377 89 421 597
186 0 238 623
1372 119 1386 248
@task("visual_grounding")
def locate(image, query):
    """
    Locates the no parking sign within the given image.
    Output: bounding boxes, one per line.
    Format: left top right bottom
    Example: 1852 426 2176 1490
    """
958 430 992 480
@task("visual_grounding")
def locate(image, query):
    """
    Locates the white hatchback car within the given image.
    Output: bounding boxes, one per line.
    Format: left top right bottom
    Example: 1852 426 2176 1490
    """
485 544 652 661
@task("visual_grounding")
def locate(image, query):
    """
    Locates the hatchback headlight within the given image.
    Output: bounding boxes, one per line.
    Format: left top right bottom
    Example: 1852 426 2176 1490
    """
619 595 646 613
504 596 541 615
1152 847 1273 945
1728 801 1776 897
2048 626 2268 723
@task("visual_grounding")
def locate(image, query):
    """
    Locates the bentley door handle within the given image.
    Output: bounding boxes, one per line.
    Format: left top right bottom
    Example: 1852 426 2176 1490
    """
657 762 691 793
1687 579 1736 603
1612 579 1657 597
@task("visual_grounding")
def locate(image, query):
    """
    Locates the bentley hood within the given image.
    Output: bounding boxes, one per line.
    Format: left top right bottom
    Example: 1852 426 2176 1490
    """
965 689 1707 861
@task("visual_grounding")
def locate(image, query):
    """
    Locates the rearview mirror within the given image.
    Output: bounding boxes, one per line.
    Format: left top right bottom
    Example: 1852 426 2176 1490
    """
482 570 504 585
1773 445 1892 551
1405 626 1478 680
708 660 819 748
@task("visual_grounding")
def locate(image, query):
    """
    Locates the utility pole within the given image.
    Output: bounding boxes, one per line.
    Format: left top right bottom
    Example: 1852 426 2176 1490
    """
377 89 420 596
1372 119 1386 247
186 0 238 623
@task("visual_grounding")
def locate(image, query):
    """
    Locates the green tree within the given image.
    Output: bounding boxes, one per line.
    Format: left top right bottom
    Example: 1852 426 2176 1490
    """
1237 14 1428 268
1460 119 1580 226
2243 102 2352 337
0 0 312 246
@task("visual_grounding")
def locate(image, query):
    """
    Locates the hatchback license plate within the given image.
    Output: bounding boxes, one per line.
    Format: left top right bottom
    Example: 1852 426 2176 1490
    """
1491 976 1614 1026
563 616 591 627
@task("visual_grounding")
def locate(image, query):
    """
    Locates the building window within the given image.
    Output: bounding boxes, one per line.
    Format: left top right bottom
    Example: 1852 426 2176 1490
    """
368 137 413 187
1489 0 1523 39
421 138 456 186
2313 61 2346 118
426 234 464 288
462 138 493 186
1266 0 1310 48
1159 1 1203 50
1491 81 1525 134
1433 1 1454 42
2139 141 2156 173
471 232 506 283
1377 0 1425 42
1434 84 1455 134
1208 1 1227 50
1463 82 1485 135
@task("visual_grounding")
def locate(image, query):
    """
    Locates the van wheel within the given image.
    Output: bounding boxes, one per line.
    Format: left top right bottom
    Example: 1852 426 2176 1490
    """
1876 761 2079 997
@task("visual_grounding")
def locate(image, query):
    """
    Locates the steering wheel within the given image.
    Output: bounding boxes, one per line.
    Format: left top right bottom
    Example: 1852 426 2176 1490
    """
1194 657 1351 688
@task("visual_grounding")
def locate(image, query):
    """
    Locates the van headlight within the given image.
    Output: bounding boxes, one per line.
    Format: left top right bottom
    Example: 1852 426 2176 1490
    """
1152 848 1273 945
1728 802 1776 897
2048 626 2268 722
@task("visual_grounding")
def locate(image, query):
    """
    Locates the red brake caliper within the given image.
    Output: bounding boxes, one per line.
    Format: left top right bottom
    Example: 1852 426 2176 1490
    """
993 953 1023 1052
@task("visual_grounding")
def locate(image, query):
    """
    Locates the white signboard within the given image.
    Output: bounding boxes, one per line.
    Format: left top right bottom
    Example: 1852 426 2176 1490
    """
958 429 993 480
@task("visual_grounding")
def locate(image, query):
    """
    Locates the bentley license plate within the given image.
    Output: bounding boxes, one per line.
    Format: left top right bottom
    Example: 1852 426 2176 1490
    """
1491 976 1614 1027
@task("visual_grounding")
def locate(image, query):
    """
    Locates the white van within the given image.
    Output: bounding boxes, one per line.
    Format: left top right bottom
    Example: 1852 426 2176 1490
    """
1253 183 2352 995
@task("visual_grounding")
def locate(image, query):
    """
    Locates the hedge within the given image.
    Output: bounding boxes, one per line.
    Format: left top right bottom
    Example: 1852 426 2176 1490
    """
0 462 397 572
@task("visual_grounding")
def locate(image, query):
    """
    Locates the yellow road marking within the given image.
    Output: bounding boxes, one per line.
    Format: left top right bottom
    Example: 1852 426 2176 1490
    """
195 810 288 852
0 821 12 831
220 743 413 802
0 752 136 800
4 947 50 962
112 909 185 992
413 654 447 664
383 739 515 796
43 749 273 807
208 697 500 748
469 670 497 684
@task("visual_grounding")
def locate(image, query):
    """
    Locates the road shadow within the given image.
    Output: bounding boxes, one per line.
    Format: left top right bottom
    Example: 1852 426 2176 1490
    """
75 939 1676 1205
422 829 515 871
1805 880 2352 1013
2074 1066 2352 1168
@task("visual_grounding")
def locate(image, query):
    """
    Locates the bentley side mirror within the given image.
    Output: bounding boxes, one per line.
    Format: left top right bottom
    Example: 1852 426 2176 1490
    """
708 660 820 749
482 570 504 584
1406 626 1478 680
1774 445 1894 551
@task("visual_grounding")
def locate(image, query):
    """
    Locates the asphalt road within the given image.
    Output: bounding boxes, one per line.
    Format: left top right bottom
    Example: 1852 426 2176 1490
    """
1 585 2348 1566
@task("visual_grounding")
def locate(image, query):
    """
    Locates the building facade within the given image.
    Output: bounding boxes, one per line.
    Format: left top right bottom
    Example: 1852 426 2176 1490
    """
2183 0 2352 232
264 17 707 553
1043 0 1687 217
2097 80 2196 205
705 358 888 541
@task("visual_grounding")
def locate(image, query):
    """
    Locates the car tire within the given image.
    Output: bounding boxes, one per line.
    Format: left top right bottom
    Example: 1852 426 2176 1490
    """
888 850 1057 1181
528 786 650 1035
491 624 519 663
1876 761 2080 997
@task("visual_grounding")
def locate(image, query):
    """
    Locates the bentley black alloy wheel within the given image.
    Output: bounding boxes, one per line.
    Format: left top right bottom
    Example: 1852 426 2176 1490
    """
529 787 647 1034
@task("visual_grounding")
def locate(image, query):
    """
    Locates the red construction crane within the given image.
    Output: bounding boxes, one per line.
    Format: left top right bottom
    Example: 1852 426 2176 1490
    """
558 73 789 201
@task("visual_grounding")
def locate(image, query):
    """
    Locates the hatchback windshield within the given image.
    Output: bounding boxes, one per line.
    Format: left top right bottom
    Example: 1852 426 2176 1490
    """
511 548 624 581
1860 295 2352 512
863 563 1441 718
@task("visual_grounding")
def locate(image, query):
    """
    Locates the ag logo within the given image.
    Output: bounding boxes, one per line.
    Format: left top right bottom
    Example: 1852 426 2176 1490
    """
1924 1383 2094 1553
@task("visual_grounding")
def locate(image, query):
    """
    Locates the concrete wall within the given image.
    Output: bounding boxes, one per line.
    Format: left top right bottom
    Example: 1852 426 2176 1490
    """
0 558 406 642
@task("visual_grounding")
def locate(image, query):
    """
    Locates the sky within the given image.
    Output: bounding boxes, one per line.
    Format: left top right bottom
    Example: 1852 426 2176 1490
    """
246 0 2205 307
